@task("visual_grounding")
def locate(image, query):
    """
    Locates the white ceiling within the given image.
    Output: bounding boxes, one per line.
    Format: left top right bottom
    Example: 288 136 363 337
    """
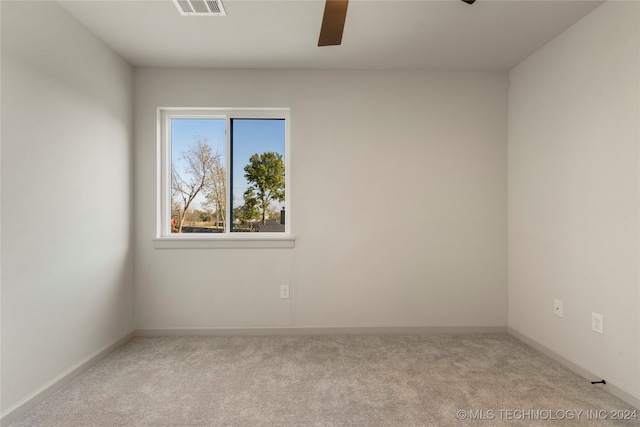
57 0 604 70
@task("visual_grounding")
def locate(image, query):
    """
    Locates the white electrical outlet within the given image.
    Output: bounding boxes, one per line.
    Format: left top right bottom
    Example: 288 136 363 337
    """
280 285 290 299
592 312 604 335
554 299 563 318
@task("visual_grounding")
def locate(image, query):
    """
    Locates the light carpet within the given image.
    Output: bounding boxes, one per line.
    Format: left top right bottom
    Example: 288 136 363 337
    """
10 334 639 426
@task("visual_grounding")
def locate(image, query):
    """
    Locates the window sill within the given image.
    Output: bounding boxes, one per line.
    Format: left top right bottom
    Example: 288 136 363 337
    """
153 235 295 249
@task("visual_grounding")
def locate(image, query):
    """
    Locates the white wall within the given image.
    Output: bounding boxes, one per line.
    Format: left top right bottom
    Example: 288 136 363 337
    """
134 69 508 330
1 0 134 414
3 0 637 418
508 1 639 400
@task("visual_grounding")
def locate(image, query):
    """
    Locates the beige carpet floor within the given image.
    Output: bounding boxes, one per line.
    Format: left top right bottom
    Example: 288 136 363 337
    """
10 334 639 426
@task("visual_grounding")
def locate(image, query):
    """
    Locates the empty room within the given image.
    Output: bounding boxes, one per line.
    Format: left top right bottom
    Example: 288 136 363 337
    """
1 0 639 425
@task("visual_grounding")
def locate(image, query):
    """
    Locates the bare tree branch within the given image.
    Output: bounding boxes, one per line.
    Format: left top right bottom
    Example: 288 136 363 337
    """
171 136 226 233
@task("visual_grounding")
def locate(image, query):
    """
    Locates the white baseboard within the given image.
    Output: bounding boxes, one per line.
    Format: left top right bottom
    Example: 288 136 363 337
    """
508 327 640 410
135 325 508 336
0 331 135 427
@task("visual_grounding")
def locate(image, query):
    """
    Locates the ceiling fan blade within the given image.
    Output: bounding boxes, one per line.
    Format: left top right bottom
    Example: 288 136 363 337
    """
461 0 476 4
318 0 349 47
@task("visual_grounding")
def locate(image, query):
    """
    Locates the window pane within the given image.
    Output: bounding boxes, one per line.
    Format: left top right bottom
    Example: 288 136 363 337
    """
231 119 286 232
170 118 227 233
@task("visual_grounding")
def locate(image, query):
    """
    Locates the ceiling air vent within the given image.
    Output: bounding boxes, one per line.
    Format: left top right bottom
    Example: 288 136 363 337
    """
173 0 226 16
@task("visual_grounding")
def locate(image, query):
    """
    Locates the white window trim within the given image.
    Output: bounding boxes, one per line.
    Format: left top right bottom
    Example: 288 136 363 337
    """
155 107 294 249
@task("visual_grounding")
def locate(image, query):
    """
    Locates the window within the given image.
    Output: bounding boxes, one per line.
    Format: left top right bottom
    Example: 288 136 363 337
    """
156 108 292 248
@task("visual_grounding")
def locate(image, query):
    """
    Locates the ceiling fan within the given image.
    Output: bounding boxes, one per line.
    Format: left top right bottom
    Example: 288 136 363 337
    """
318 0 477 47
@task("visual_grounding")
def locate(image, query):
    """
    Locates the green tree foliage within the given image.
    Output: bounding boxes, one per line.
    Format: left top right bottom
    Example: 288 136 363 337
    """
234 189 260 230
198 210 212 222
243 152 285 225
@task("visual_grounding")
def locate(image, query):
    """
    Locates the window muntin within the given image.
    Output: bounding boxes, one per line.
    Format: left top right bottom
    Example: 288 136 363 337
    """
159 109 290 239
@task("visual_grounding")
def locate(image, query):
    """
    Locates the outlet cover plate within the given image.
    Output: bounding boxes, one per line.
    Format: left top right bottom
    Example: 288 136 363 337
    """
554 299 563 318
280 285 290 299
592 312 604 334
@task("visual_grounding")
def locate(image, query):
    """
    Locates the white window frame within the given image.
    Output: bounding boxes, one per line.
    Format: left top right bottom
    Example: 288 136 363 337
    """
154 108 293 249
